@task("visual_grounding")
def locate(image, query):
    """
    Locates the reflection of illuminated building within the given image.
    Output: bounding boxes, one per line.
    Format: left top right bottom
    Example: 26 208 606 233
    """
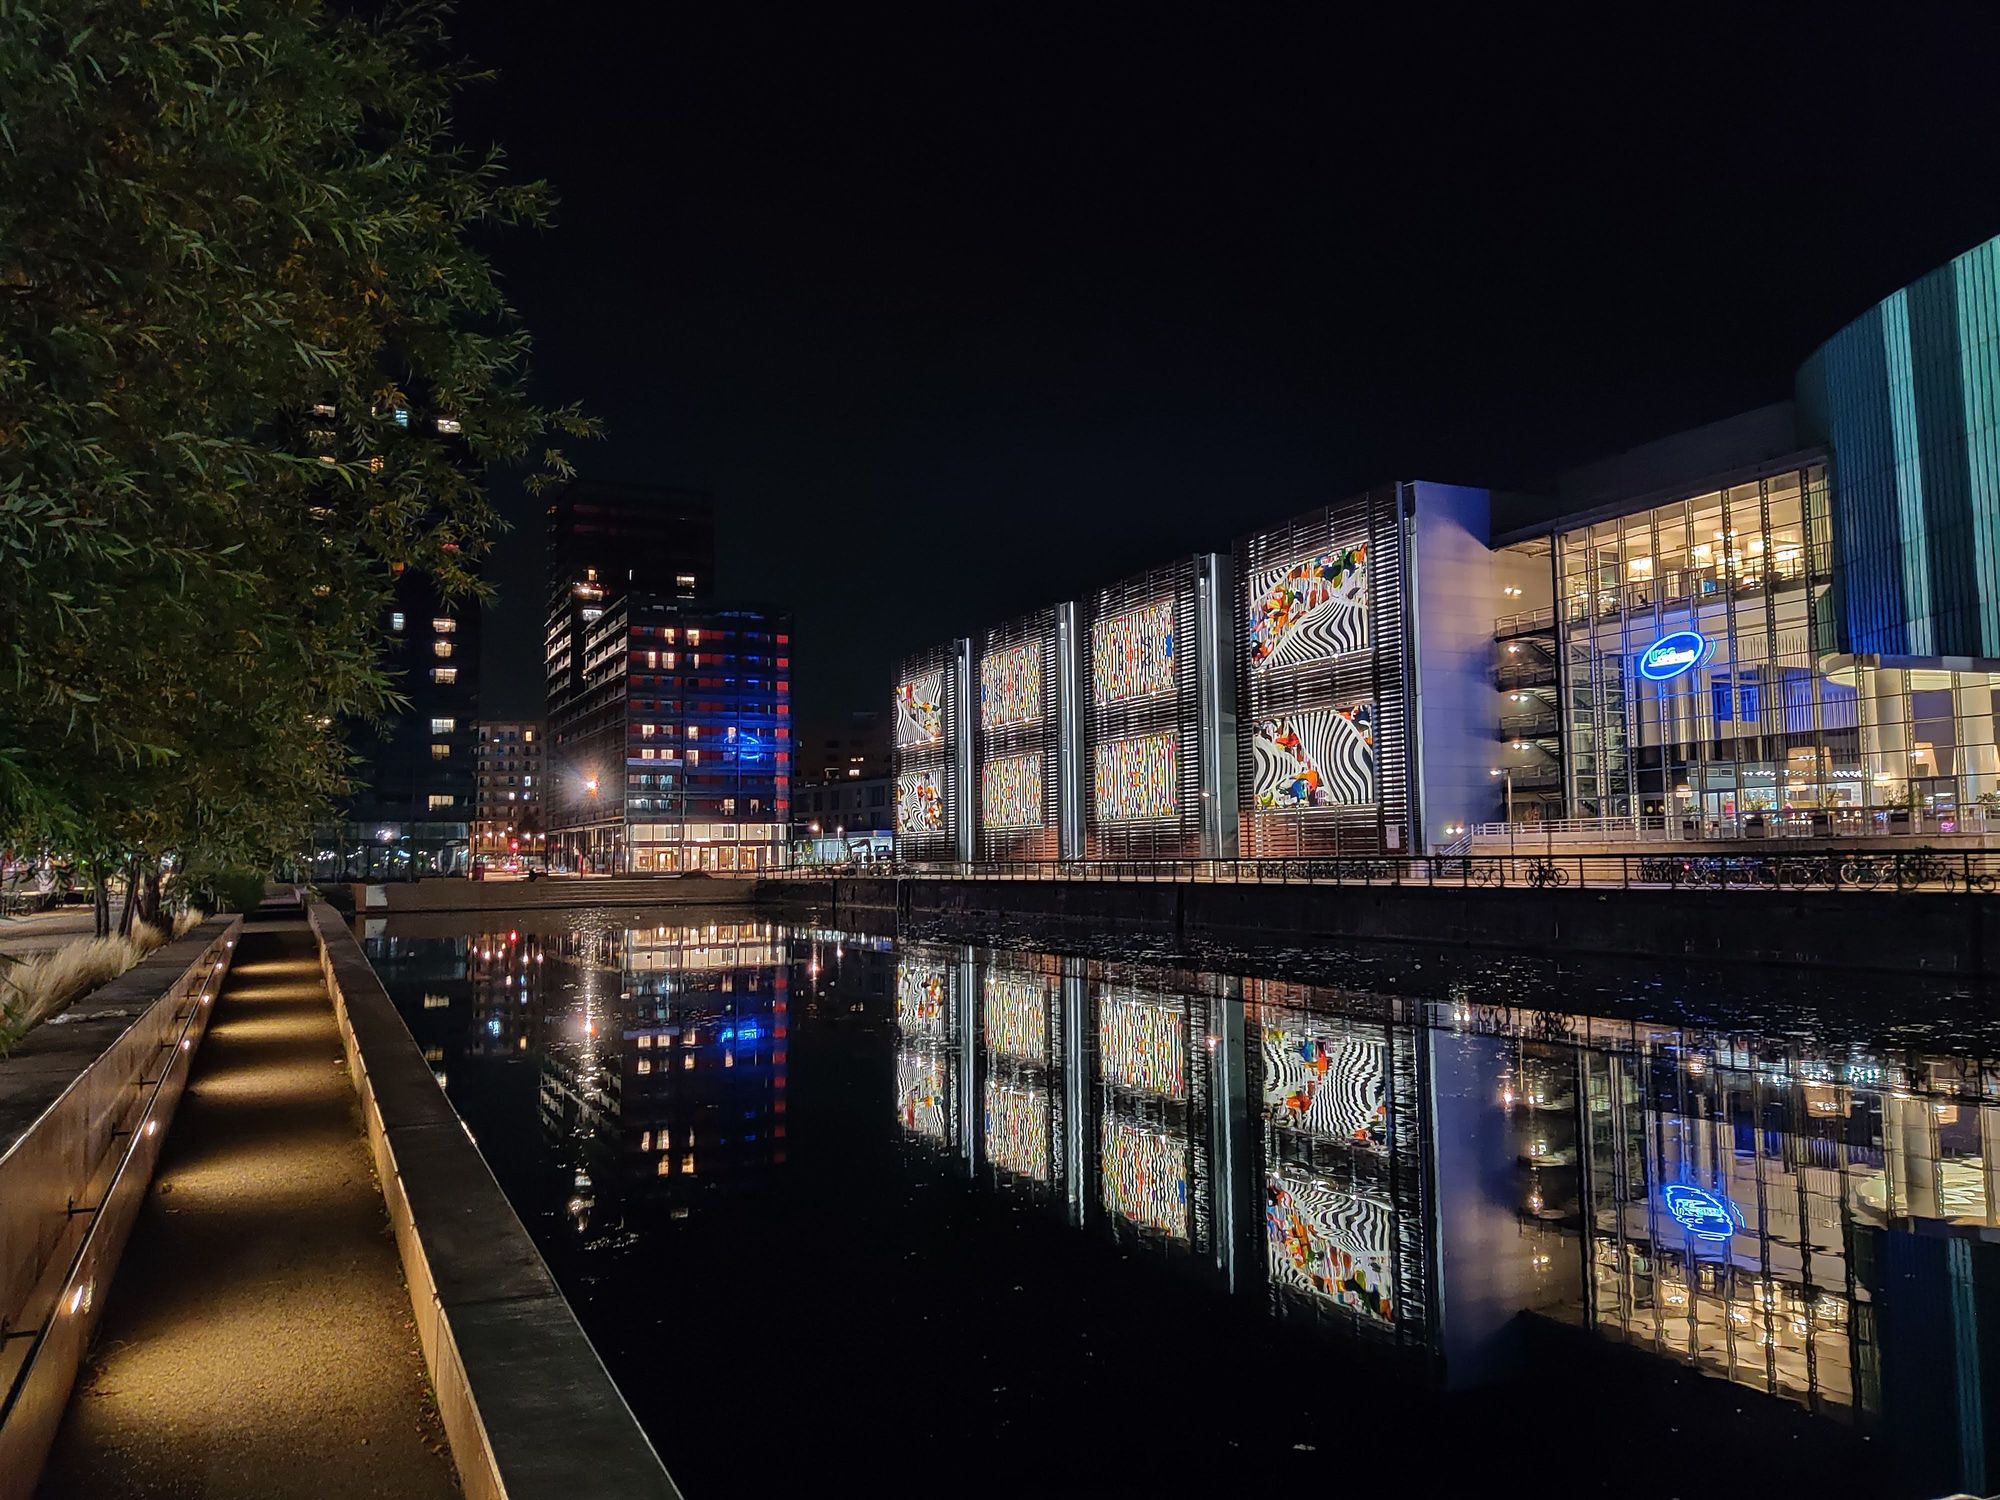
1248 985 1426 1347
1093 978 1212 1252
980 962 1063 1190
894 955 960 1152
528 918 789 1233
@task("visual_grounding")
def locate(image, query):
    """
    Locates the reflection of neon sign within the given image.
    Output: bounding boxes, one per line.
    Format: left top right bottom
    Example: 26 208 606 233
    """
1637 631 1712 682
1662 1184 1743 1241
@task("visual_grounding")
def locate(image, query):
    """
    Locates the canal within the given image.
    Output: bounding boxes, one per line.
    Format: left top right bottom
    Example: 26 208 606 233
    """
359 903 2000 1498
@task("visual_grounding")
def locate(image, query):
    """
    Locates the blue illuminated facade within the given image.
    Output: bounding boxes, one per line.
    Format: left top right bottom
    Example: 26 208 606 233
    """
547 593 793 871
1800 235 2000 658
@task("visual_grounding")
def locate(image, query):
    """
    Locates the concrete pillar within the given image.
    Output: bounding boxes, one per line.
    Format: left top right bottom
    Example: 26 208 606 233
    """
1862 667 1910 810
1899 1093 1942 1220
1959 678 2000 806
1980 1104 2000 1225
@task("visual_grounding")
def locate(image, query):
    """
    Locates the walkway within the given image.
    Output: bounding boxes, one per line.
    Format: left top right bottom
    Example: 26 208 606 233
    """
36 916 458 1499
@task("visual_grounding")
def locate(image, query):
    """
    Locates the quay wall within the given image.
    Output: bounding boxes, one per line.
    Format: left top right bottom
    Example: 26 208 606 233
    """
0 919 242 1500
305 903 681 1500
812 876 1996 975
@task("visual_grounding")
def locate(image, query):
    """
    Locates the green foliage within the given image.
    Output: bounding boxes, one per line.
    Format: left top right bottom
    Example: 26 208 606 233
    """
202 868 269 916
0 1 593 877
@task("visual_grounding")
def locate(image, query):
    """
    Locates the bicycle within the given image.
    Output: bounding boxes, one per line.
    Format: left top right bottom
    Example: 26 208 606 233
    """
1526 858 1569 889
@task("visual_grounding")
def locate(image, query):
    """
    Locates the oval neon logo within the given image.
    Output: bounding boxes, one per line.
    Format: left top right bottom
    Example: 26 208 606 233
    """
1637 631 1710 682
1661 1184 1742 1242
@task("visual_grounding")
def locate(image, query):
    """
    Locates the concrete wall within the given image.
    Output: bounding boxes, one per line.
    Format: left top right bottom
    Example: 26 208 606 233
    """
351 876 754 913
1412 482 1504 850
821 875 2000 975
306 904 680 1500
0 919 242 1500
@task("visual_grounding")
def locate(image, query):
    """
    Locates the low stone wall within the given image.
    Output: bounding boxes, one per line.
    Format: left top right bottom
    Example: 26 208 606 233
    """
821 876 1999 974
351 876 756 913
305 903 680 1500
0 918 242 1500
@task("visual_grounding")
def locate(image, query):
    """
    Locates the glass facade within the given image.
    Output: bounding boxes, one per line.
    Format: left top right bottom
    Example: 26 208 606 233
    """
548 597 793 872
1552 464 1836 826
1550 459 2000 833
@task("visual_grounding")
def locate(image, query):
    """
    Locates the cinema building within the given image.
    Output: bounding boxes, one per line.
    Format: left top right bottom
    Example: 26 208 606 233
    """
895 231 2000 857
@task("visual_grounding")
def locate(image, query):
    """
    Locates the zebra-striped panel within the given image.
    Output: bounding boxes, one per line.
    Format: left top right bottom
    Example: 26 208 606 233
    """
1251 705 1375 810
1260 1028 1388 1145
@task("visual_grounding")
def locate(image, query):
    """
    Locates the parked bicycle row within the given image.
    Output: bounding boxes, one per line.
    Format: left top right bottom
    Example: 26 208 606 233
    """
808 849 2000 892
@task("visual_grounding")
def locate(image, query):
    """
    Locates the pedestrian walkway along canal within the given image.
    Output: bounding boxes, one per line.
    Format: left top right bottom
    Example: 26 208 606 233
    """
38 917 457 1499
359 903 2000 1500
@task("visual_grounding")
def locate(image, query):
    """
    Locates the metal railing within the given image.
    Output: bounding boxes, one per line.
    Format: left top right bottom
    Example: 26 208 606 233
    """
1469 807 1996 844
772 849 2000 893
1493 605 1556 637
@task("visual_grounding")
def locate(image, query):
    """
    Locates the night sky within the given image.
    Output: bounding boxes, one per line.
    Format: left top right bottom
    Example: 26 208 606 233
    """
454 6 2000 727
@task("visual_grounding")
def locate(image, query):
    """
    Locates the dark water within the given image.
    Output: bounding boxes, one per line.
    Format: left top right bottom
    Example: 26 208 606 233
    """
361 904 2000 1499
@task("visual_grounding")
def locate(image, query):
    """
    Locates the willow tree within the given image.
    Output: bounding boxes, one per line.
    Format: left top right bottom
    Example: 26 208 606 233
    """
0 1 591 918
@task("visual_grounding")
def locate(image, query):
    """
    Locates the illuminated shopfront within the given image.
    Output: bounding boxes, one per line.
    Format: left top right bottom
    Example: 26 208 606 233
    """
1540 462 2000 832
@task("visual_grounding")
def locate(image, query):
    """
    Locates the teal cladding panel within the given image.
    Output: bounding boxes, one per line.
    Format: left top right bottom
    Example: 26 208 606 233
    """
1799 232 2000 657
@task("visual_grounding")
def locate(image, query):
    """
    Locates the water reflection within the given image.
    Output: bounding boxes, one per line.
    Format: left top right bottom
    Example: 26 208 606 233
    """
363 908 2000 1499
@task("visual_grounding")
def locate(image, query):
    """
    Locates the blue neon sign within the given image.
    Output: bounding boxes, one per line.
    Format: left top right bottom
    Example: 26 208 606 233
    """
1637 631 1711 682
1661 1184 1743 1242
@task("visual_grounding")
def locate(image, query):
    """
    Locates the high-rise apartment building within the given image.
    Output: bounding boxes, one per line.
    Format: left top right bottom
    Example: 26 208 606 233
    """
546 483 715 713
547 595 792 872
317 570 480 879
544 481 790 871
474 720 546 861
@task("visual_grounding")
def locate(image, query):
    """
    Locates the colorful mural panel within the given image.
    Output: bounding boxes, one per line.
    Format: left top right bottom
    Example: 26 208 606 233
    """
981 752 1044 830
1091 600 1176 704
1265 1167 1394 1322
1099 993 1187 1100
1093 732 1177 823
1101 1117 1190 1239
895 670 945 746
983 1080 1052 1181
1247 546 1368 673
1251 705 1375 809
896 1049 950 1142
980 642 1043 729
895 771 945 834
896 963 948 1037
1260 1026 1387 1146
983 971 1050 1062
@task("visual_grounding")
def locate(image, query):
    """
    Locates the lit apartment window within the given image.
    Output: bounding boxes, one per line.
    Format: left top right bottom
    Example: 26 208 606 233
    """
687 630 701 646
433 618 456 634
687 748 700 767
432 667 457 684
390 612 406 632
431 716 456 734
656 1156 672 1177
522 775 532 787
676 574 697 589
433 639 454 658
393 407 410 427
312 402 336 417
524 729 535 742
426 794 454 810
507 791 516 800
640 747 656 761
581 607 603 623
640 723 656 739
436 417 462 435
431 744 450 760
687 725 700 740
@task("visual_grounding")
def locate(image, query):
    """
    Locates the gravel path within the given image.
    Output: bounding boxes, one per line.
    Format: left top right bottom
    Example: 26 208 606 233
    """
37 918 460 1498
